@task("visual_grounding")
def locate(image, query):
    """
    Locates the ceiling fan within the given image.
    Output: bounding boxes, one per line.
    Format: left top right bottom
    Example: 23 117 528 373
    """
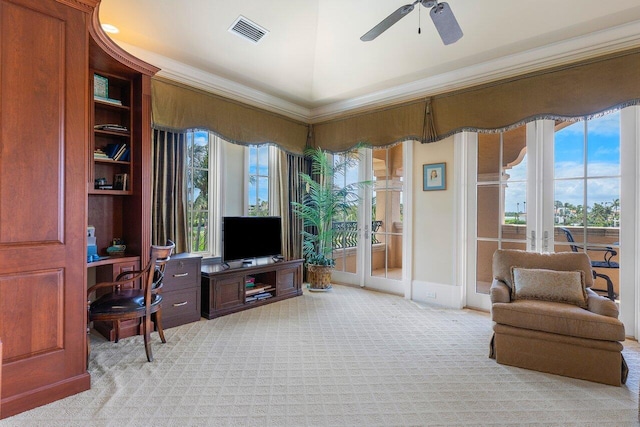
361 0 463 45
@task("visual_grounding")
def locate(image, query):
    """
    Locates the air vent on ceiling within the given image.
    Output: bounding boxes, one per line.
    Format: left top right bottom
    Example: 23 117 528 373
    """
228 16 269 44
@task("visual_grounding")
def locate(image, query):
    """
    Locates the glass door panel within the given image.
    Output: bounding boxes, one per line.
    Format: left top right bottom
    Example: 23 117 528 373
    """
332 151 360 275
553 113 621 301
474 126 527 296
369 146 404 283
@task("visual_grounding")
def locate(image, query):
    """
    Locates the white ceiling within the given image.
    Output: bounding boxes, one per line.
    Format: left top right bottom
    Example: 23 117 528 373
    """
99 0 640 122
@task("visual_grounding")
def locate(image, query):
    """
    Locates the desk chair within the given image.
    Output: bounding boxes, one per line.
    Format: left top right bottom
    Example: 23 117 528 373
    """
88 241 175 362
559 227 618 301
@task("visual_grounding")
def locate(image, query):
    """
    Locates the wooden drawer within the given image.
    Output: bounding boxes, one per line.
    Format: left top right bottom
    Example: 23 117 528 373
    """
161 287 201 329
164 257 200 291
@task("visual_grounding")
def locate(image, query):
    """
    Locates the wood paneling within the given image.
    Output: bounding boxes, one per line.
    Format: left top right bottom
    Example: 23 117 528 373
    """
0 270 64 362
0 2 63 243
0 0 90 418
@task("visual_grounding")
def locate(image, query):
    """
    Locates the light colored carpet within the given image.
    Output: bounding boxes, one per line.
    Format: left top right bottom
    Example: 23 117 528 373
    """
3 284 639 427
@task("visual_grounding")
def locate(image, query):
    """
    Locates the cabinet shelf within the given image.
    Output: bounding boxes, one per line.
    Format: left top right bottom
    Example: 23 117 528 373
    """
94 129 130 138
94 99 130 111
88 188 132 196
93 157 130 165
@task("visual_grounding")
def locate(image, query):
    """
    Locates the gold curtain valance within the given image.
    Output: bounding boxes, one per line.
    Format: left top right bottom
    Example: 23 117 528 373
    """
151 78 309 155
313 47 640 151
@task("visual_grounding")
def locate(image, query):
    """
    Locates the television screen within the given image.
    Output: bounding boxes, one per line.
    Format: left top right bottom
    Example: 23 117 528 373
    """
222 216 282 262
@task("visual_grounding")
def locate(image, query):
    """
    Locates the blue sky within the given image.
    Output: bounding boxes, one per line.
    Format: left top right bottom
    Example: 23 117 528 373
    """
248 145 269 204
504 112 620 213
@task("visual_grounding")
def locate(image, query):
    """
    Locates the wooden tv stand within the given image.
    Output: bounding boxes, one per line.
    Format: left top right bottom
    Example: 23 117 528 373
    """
201 258 303 319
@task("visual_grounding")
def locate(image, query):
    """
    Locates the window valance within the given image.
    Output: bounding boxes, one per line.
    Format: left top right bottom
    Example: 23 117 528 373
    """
151 78 309 155
312 47 640 152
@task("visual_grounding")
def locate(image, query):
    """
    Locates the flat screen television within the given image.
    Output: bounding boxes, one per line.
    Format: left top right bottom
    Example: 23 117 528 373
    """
222 216 282 262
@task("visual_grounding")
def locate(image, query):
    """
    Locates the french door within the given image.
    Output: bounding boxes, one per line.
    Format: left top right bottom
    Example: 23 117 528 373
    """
466 111 633 327
331 144 409 295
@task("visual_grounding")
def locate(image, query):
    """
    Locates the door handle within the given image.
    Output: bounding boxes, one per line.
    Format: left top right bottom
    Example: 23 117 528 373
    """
530 230 536 251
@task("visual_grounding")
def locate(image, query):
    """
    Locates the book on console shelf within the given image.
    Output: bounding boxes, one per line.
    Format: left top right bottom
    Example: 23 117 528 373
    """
246 292 273 303
245 286 273 296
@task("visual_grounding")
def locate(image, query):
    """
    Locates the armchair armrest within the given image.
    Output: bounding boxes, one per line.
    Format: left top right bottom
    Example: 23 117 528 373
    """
87 270 145 299
586 288 619 318
490 279 511 304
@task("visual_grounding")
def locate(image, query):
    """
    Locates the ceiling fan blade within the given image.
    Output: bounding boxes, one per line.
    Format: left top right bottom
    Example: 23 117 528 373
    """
361 3 417 42
430 2 463 45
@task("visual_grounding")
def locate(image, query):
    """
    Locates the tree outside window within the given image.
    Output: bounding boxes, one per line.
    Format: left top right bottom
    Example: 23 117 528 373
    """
187 130 210 253
247 145 269 216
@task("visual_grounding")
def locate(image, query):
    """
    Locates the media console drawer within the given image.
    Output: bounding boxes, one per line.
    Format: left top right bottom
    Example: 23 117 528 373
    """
201 259 303 319
162 253 202 328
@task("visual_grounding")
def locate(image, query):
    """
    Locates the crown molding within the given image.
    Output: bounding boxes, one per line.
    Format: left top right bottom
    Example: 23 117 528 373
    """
309 20 640 122
115 20 640 124
115 41 312 122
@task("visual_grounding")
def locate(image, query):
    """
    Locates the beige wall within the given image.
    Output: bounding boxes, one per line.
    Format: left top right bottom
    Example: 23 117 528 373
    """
412 137 455 287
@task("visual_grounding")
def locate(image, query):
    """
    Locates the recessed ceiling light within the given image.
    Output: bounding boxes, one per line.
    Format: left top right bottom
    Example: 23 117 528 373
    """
101 23 120 34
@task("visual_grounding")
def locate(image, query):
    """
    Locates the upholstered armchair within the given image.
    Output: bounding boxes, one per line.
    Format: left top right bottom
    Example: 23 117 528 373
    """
489 249 627 386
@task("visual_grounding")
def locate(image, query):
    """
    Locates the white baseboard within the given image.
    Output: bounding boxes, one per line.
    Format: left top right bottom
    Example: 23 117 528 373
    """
411 280 464 309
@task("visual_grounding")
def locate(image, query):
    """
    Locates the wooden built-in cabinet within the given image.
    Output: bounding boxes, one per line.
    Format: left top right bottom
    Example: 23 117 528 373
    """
201 259 303 319
0 0 96 418
86 3 159 342
0 0 159 418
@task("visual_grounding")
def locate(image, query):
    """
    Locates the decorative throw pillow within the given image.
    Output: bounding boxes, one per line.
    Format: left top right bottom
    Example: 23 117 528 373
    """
510 267 587 308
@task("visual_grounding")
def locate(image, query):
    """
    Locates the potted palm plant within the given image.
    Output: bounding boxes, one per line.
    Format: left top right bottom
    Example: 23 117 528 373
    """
292 146 364 290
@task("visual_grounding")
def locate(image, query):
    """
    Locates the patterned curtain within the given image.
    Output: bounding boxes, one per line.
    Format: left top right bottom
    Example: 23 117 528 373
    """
279 151 308 260
151 129 188 253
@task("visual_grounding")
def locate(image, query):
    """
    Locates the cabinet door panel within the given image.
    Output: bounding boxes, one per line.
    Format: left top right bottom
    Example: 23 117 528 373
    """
0 0 89 417
276 266 300 296
214 276 244 310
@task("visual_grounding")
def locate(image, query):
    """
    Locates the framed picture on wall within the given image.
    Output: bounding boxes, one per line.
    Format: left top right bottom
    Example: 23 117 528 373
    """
423 163 446 191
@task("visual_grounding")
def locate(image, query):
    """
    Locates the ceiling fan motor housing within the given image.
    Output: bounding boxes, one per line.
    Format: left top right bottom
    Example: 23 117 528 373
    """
421 0 438 8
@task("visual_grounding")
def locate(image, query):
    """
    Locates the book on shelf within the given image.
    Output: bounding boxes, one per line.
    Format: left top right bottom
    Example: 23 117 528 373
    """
245 286 273 296
94 94 122 106
118 147 130 162
93 73 109 98
93 148 109 159
95 123 128 132
113 144 127 161
104 143 129 161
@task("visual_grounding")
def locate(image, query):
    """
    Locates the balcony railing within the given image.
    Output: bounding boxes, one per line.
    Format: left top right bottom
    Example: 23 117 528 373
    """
332 221 383 248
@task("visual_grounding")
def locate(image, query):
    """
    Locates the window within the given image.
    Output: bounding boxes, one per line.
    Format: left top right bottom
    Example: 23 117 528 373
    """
246 145 270 216
186 130 221 256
